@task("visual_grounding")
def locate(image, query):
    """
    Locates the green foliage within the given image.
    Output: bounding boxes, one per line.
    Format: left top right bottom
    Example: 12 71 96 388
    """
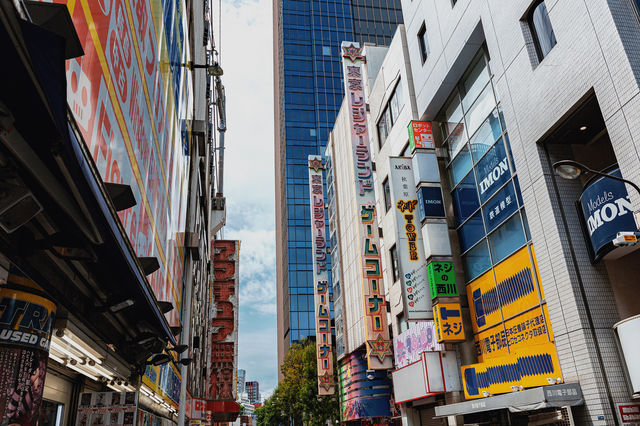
255 340 340 426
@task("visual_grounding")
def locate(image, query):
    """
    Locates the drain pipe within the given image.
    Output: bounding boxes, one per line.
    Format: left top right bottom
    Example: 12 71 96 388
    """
215 77 226 196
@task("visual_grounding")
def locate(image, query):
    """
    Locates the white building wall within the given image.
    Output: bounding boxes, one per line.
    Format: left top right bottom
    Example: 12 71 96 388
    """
367 26 421 338
401 0 640 424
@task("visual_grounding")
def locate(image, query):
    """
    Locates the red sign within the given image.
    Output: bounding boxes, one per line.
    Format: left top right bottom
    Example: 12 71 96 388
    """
617 403 640 425
408 121 434 150
209 241 239 402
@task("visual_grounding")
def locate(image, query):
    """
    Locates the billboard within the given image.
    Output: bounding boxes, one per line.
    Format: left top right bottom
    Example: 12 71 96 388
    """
462 245 562 397
393 321 444 369
427 261 457 298
341 42 392 370
307 155 335 395
45 0 194 326
210 241 239 401
142 362 181 408
388 157 432 319
579 167 638 262
0 285 56 426
461 342 562 399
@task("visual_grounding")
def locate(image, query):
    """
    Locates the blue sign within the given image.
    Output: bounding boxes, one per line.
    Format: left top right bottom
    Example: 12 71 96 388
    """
482 183 518 232
579 167 638 261
476 142 510 203
417 186 445 220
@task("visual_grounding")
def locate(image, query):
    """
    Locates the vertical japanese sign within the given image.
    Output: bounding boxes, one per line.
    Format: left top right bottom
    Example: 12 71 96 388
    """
426 261 457 298
433 302 465 343
307 155 335 395
341 42 392 369
43 0 194 326
0 284 56 426
210 241 239 401
388 157 432 319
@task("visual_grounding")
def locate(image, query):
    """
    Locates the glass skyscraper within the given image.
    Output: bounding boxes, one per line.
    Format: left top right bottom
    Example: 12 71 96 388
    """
274 0 403 365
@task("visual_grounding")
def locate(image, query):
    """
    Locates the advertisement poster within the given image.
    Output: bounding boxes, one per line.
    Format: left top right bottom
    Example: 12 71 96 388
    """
41 0 195 325
393 321 443 368
408 121 434 151
388 157 432 319
0 286 56 426
307 156 335 395
341 42 392 370
76 391 138 426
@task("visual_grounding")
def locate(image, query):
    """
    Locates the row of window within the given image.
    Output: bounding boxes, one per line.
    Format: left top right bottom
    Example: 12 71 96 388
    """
376 79 404 147
416 1 556 68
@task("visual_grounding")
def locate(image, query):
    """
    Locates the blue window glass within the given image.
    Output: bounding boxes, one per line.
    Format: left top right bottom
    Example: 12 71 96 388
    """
462 240 491 281
522 210 532 241
482 182 518 233
452 172 480 227
470 108 502 163
449 145 472 188
504 133 515 173
476 140 511 203
458 211 485 252
489 213 526 264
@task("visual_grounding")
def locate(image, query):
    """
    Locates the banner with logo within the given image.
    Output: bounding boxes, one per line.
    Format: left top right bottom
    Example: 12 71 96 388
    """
341 42 392 369
41 0 194 326
579 167 638 262
388 157 432 319
408 121 434 151
0 284 56 426
307 155 335 395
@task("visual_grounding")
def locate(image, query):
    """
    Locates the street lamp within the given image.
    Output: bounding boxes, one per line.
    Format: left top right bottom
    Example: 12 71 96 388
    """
552 160 640 197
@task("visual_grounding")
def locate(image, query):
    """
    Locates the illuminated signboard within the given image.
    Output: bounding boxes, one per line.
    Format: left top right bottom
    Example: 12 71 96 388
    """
579 167 638 262
433 302 466 343
393 321 444 368
461 342 562 399
307 155 335 395
341 42 392 369
210 241 239 401
408 121 434 151
426 261 457 298
388 156 432 319
46 0 194 326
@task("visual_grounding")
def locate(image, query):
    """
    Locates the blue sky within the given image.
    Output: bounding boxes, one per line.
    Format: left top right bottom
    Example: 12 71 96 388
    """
217 0 278 399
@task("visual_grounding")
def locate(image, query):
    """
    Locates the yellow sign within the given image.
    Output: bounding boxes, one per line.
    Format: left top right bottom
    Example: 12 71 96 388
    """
467 246 543 333
494 247 541 320
467 270 502 333
141 361 181 408
474 323 509 362
461 342 562 399
433 302 465 342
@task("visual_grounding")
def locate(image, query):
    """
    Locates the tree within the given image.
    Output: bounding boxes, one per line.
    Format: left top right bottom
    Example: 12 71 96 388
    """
255 340 339 426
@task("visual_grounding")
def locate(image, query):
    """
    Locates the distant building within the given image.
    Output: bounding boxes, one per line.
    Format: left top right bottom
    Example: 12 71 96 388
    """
245 381 260 404
237 369 246 396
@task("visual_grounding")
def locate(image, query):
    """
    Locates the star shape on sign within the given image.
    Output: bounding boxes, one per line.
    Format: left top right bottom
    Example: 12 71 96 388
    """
318 371 335 391
308 157 324 172
367 334 392 363
341 43 365 62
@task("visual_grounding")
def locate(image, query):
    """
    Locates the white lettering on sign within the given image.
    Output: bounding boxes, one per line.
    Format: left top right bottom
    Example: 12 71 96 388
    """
479 158 509 195
586 196 633 235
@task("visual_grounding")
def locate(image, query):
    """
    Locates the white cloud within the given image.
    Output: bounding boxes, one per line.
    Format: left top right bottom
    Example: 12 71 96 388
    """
217 0 278 399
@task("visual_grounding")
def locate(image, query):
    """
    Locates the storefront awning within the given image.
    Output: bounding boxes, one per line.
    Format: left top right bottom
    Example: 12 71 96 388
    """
434 383 584 418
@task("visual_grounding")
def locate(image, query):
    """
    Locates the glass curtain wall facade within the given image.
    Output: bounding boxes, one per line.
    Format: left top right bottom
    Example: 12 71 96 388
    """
440 52 530 282
277 0 402 345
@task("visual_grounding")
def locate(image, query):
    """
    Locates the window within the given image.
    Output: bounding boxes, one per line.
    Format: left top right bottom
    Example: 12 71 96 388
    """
383 177 392 212
376 80 404 147
528 1 556 61
390 245 399 282
417 22 428 63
